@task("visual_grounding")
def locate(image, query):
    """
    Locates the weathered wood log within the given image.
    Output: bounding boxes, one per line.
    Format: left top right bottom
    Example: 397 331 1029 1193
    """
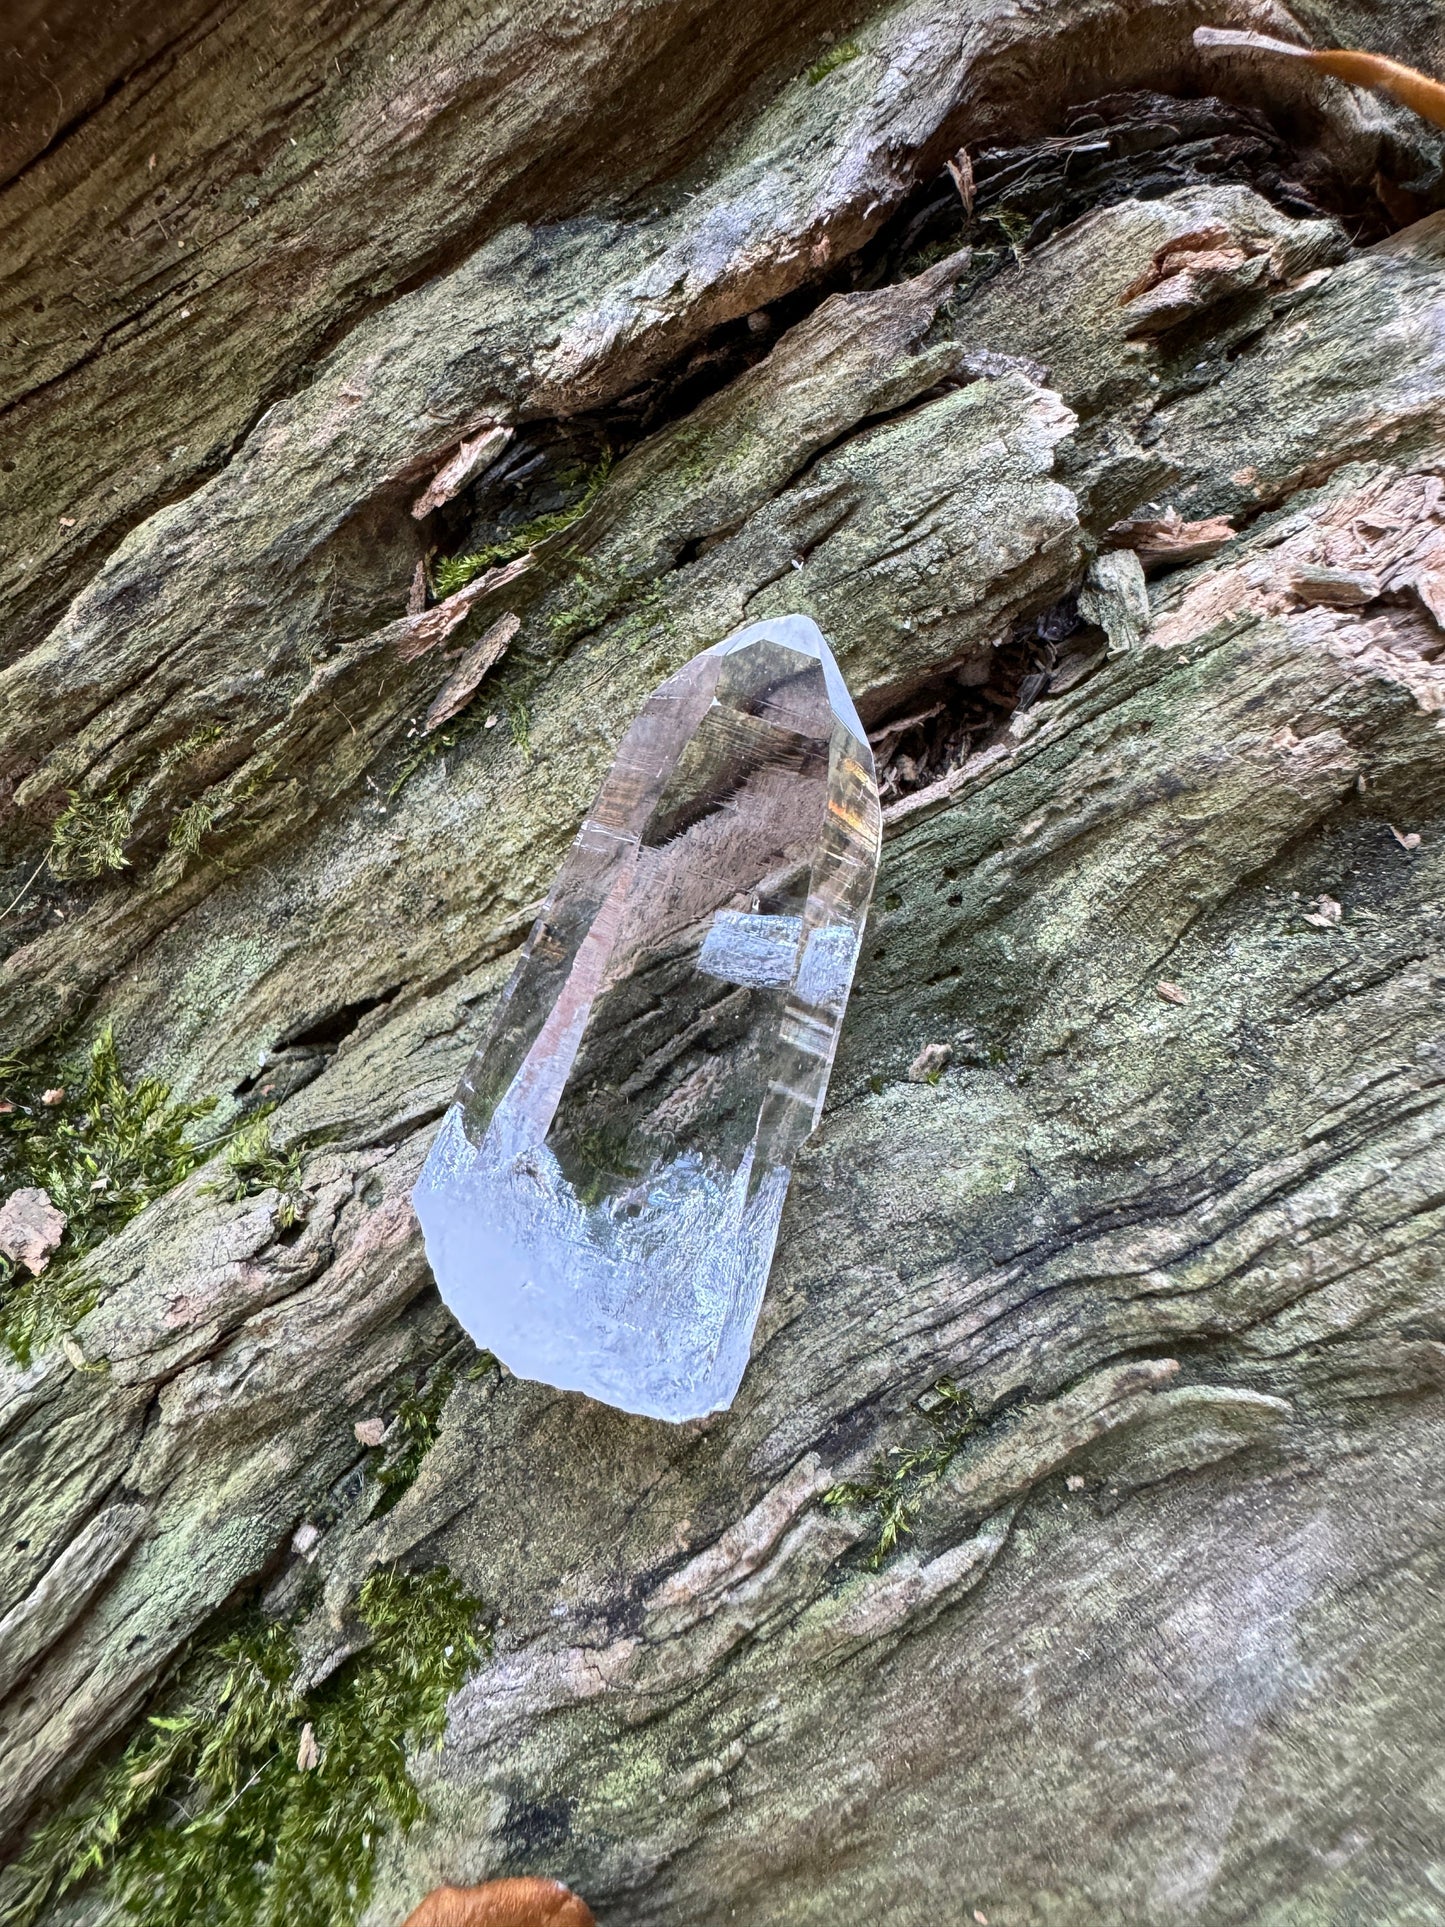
2 2 1444 1922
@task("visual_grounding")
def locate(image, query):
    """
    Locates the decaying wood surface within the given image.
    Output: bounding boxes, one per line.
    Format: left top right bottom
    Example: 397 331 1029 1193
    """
2 0 1445 1921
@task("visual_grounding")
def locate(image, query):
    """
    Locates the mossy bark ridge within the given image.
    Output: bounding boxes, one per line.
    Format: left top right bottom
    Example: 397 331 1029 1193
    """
2 1 1445 1922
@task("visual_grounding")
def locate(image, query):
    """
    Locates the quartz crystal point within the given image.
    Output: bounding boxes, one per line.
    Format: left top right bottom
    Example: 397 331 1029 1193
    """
413 615 881 1421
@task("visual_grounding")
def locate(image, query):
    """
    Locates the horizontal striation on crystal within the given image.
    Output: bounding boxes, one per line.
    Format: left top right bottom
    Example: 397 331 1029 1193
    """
413 615 880 1420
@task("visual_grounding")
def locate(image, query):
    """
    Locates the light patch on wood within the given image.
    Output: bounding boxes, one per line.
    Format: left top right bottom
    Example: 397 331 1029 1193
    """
425 613 521 733
0 1187 67 1274
1149 464 1445 714
412 425 513 519
1108 507 1235 573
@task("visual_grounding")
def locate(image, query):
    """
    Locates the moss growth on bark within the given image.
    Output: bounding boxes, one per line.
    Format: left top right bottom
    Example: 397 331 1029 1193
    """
1 1567 487 1927
201 1112 306 1230
823 1378 980 1565
46 792 132 880
367 1371 456 1517
0 1027 219 1363
805 38 861 82
432 455 612 597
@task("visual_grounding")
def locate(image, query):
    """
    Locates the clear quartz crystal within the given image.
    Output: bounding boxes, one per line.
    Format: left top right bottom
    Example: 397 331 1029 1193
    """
412 615 881 1421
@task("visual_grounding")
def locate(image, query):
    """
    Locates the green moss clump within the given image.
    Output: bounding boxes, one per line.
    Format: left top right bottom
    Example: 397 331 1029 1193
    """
806 38 861 83
3 1567 487 1927
202 1111 305 1228
368 1371 455 1516
47 790 132 880
0 1027 219 1363
433 453 612 598
168 797 217 856
823 1377 979 1565
985 206 1032 260
547 556 671 654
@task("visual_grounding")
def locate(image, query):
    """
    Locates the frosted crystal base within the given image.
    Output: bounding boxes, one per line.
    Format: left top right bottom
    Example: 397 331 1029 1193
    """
412 615 881 1420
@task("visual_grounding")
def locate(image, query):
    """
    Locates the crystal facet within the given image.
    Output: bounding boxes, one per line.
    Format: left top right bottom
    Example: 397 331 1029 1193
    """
412 615 881 1420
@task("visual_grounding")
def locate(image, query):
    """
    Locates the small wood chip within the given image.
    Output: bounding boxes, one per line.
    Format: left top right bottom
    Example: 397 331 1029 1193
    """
1079 549 1151 657
425 612 522 733
946 146 975 216
354 1416 386 1448
0 1187 68 1274
411 424 513 520
296 1722 320 1771
1391 824 1422 850
1289 566 1381 608
1156 981 1189 1006
1302 894 1343 928
907 1042 953 1083
1107 507 1235 573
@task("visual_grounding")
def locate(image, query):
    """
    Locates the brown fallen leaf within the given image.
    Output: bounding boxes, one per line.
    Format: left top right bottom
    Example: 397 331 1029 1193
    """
296 1722 320 1771
1195 27 1445 132
401 1878 596 1927
1391 824 1423 850
353 1416 387 1448
0 1188 68 1274
1156 981 1189 1006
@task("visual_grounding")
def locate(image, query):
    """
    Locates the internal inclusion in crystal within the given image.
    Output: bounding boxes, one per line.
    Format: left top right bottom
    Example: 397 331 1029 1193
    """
413 615 881 1421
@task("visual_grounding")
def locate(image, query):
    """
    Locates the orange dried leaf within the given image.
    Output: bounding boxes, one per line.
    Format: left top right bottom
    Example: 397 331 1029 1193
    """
1195 27 1445 132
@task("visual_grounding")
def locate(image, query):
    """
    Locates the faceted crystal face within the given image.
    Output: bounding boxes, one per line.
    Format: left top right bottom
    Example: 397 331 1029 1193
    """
412 615 881 1421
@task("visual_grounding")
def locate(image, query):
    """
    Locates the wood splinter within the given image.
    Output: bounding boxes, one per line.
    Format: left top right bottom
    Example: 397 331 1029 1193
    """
1194 26 1445 129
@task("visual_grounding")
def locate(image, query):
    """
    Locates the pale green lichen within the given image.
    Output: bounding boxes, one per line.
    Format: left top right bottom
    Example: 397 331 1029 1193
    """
1 1567 488 1927
547 555 672 654
0 1027 219 1363
806 38 861 83
823 1378 979 1565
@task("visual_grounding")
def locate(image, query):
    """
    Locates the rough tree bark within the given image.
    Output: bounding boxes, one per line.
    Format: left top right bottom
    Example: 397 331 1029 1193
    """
2 1 1444 1922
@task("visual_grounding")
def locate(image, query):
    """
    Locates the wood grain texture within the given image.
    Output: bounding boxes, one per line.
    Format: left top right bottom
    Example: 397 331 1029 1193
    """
2 3 1445 1924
